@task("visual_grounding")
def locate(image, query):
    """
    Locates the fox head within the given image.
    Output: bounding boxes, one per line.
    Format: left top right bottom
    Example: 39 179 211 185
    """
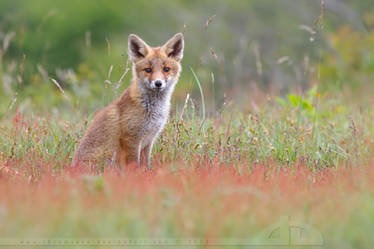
128 33 184 94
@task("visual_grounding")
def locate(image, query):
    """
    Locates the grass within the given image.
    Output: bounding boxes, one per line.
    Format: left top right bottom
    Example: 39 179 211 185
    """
1 88 371 173
1 87 374 248
1 1 374 247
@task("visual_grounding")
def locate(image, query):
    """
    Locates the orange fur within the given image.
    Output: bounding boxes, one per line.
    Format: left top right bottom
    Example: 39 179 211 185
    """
73 33 184 169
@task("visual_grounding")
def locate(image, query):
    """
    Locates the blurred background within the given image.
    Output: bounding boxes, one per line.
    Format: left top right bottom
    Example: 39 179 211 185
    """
0 0 374 116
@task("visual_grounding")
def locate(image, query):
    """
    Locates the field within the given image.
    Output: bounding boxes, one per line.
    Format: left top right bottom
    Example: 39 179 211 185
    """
1 0 374 248
1 89 374 248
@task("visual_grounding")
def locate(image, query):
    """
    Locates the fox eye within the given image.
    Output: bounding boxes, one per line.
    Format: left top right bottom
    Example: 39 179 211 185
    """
144 68 152 73
163 67 171 72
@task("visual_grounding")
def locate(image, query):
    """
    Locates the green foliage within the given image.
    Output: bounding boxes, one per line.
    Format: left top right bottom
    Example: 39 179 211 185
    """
277 86 318 117
319 11 374 91
1 92 372 173
1 0 373 115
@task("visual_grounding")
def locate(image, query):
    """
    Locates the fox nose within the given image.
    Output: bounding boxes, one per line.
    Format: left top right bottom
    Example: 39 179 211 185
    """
154 80 163 88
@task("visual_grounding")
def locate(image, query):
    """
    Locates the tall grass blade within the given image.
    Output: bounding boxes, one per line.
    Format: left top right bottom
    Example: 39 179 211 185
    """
190 67 206 128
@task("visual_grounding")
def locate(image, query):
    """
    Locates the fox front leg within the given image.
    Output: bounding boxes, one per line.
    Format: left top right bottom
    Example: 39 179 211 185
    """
124 142 142 168
136 142 142 168
143 140 155 170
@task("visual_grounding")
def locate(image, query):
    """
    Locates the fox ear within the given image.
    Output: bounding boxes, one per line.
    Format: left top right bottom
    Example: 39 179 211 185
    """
162 33 184 61
128 34 150 61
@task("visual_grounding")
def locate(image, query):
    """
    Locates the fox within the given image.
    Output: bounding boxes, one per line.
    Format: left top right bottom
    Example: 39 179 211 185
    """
73 33 184 169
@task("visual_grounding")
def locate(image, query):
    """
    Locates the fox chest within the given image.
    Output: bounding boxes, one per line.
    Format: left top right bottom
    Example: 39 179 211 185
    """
119 112 166 150
140 105 169 146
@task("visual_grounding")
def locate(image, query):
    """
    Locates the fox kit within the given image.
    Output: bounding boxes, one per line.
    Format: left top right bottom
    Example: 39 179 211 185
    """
73 33 184 169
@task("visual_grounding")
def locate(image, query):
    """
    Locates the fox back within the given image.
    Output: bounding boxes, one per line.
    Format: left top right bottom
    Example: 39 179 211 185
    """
73 33 184 169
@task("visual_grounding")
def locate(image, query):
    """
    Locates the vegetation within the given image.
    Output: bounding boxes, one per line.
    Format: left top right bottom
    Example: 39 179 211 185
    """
1 0 374 248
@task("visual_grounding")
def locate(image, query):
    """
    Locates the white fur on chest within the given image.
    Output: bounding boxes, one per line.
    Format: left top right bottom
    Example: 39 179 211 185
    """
140 95 170 147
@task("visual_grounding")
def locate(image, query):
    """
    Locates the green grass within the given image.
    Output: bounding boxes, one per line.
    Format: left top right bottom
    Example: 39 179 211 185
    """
1 89 374 249
1 88 372 173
